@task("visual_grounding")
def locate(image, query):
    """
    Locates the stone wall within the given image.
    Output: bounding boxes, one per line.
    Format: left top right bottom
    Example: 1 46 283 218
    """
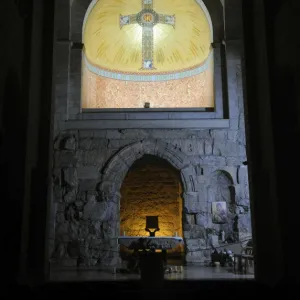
120 156 183 238
50 130 251 266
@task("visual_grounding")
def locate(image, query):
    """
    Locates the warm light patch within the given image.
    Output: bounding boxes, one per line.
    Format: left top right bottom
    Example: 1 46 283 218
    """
81 55 214 108
120 156 183 238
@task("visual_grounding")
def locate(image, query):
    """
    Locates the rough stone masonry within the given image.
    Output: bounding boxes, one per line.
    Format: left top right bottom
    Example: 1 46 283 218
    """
50 129 252 267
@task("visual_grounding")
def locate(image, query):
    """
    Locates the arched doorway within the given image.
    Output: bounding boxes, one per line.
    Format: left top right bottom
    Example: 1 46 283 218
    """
119 154 184 261
120 155 183 237
99 139 198 265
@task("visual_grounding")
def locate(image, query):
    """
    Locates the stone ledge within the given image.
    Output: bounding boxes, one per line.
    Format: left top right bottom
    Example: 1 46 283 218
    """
64 119 230 130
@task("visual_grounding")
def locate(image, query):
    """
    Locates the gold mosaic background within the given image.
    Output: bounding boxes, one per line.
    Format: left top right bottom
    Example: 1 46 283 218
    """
81 57 215 108
83 0 212 73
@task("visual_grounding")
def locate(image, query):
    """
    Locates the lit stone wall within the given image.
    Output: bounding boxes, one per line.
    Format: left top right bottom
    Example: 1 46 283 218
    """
120 156 183 237
81 59 214 109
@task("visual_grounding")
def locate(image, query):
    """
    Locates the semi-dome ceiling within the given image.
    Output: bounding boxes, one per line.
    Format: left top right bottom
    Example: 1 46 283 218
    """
83 0 212 77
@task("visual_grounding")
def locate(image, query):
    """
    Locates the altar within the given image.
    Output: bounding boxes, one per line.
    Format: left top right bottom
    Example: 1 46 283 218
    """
116 216 184 281
117 236 184 250
117 236 184 283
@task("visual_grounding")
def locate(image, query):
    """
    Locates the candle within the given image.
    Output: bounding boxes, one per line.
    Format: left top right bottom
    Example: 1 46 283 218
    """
123 231 126 236
175 231 178 237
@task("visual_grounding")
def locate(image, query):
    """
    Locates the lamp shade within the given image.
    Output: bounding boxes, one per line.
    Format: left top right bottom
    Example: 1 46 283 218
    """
146 216 159 229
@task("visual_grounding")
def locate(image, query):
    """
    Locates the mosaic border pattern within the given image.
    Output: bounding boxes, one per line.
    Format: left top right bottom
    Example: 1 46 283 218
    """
83 51 212 82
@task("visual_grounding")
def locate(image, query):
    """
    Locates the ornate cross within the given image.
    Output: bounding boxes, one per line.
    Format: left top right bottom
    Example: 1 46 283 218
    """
120 0 175 70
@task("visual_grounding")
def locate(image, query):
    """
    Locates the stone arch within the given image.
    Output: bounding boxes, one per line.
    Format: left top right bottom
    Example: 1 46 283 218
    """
96 139 198 261
209 169 234 186
207 170 239 242
207 170 235 204
99 139 198 200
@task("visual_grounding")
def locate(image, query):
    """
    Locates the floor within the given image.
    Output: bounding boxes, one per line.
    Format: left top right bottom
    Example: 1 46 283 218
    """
49 264 254 281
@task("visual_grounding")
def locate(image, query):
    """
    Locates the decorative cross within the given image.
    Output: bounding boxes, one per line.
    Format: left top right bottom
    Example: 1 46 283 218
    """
120 0 175 70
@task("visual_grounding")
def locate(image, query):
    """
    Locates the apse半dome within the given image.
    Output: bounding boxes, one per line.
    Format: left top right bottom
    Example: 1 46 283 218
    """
81 0 214 109
83 0 212 76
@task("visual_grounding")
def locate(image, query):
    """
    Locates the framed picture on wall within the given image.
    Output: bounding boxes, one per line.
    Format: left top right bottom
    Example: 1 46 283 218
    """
212 201 227 224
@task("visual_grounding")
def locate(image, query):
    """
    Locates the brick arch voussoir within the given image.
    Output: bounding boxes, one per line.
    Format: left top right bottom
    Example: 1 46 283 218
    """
99 139 198 197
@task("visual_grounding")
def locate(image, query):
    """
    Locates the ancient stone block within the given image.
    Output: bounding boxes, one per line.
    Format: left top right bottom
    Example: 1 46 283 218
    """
184 192 208 213
213 140 246 157
79 130 94 139
225 156 245 166
239 116 245 130
102 154 129 177
195 213 209 227
55 151 79 167
53 185 63 202
92 130 107 138
77 166 99 180
107 140 120 148
210 130 228 141
202 156 226 166
227 130 239 142
160 147 189 170
181 166 197 191
186 238 206 252
196 130 211 139
102 221 117 240
204 140 213 155
79 138 108 150
208 234 219 247
64 136 77 150
236 198 250 206
119 129 149 139
183 214 195 225
237 213 252 234
78 222 89 240
106 130 122 139
89 238 105 248
62 168 78 187
183 225 206 239
83 200 118 222
67 240 80 258
235 206 246 214
78 180 97 191
181 139 205 156
118 142 144 166
150 129 193 139
229 118 239 130
63 189 77 203
183 192 197 211
81 150 107 167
